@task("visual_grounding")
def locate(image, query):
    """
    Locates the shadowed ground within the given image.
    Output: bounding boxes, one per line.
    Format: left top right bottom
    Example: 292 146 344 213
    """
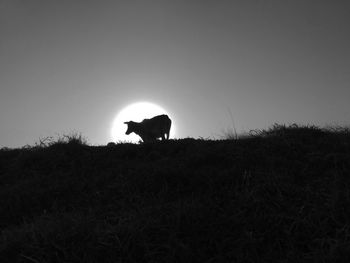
0 125 350 262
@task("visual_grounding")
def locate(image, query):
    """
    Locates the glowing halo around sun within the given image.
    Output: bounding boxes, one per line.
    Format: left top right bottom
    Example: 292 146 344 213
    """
111 101 176 143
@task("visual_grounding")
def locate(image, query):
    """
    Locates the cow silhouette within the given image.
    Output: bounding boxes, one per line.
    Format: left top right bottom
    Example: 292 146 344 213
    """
124 114 172 142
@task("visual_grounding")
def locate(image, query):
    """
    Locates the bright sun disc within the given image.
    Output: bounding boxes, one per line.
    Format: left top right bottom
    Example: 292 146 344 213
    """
111 102 175 143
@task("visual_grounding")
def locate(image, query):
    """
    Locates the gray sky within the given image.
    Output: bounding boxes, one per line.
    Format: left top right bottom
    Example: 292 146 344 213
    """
1 0 349 147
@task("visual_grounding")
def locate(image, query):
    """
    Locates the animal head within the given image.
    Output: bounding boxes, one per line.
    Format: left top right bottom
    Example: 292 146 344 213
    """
124 121 137 135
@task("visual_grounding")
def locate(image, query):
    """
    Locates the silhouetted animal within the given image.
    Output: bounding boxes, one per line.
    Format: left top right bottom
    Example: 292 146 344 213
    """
124 114 172 142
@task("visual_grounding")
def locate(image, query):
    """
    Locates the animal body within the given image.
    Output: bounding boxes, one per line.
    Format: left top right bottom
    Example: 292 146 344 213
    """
124 114 172 142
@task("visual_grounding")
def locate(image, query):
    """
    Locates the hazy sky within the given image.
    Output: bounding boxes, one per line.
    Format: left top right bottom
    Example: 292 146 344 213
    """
1 0 349 147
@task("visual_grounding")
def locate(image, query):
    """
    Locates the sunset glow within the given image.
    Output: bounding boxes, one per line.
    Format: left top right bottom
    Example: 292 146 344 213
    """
111 102 175 143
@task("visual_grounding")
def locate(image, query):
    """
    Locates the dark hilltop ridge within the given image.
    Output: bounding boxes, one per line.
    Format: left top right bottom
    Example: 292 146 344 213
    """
1 124 350 262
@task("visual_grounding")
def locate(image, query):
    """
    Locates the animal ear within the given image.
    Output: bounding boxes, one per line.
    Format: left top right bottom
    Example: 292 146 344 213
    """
124 122 129 124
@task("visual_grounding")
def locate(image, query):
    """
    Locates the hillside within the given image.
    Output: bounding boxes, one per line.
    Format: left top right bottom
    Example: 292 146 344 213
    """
1 125 350 262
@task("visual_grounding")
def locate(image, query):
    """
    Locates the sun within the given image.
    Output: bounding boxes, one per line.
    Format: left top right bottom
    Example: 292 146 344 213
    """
111 101 176 143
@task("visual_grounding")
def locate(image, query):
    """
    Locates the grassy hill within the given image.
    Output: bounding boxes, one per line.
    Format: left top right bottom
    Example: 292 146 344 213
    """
1 125 350 262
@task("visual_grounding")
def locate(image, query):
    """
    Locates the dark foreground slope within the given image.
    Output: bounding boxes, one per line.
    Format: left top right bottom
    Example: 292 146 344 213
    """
1 125 350 262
